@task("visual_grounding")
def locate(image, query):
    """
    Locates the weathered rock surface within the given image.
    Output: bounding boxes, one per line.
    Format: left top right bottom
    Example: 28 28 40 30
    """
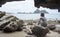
0 11 24 32
34 0 60 12
48 24 60 34
53 25 60 34
0 11 5 18
0 0 25 7
31 26 49 37
47 25 56 30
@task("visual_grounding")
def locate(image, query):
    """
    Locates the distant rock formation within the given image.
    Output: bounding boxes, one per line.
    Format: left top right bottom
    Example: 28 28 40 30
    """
0 11 24 32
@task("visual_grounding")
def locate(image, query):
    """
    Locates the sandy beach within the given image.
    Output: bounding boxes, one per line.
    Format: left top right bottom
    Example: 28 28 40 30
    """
0 30 60 37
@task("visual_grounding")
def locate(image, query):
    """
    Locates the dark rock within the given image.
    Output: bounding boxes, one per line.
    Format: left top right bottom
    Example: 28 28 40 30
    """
27 22 33 25
16 20 24 31
34 0 60 12
0 21 10 30
58 20 60 23
0 11 24 32
16 25 22 31
0 11 5 18
0 16 18 30
0 0 25 7
3 22 18 32
31 26 49 37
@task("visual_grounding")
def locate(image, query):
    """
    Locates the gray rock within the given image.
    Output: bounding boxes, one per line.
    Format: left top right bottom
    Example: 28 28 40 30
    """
0 11 5 18
31 26 49 37
3 22 18 32
48 25 56 30
0 12 24 32
0 17 17 30
54 25 60 34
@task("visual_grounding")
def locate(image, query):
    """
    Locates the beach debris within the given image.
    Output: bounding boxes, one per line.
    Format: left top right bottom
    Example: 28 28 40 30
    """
31 26 49 37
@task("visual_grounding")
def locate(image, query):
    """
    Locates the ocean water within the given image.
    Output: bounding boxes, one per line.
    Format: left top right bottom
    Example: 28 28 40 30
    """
10 14 60 20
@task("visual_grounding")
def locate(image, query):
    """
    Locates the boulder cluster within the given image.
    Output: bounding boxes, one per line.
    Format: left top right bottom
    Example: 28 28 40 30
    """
0 11 24 32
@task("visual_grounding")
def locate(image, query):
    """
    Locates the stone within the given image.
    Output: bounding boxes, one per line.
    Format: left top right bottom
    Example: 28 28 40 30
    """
0 0 25 7
0 11 5 18
54 25 60 34
48 25 56 31
3 22 18 32
0 12 24 32
31 26 49 37
34 0 60 12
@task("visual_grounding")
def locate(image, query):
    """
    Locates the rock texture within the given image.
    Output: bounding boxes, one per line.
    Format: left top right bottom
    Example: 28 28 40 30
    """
31 26 49 37
0 11 24 32
48 25 56 31
34 0 60 12
0 0 25 7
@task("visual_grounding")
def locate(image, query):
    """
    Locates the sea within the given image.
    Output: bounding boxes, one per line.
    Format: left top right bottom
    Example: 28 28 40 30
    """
10 13 60 21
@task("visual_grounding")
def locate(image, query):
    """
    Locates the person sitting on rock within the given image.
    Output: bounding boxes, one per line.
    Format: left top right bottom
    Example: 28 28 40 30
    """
38 13 47 27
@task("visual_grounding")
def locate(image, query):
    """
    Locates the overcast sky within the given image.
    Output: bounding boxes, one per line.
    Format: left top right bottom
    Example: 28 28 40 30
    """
0 0 60 20
0 0 59 14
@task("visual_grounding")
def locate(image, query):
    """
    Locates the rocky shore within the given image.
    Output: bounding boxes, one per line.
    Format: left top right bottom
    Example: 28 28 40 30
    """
0 11 60 37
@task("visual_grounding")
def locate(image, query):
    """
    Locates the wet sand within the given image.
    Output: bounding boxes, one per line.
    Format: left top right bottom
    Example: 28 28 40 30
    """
0 31 27 37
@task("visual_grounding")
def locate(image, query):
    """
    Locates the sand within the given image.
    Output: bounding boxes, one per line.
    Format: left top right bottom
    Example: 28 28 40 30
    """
0 30 60 37
0 31 27 37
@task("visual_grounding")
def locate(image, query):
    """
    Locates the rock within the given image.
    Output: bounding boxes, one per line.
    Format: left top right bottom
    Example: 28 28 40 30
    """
27 22 33 25
3 21 18 32
16 20 24 31
31 26 49 37
0 11 24 32
16 25 22 31
57 20 60 23
0 11 5 18
0 21 10 30
34 0 60 12
0 0 25 7
54 25 60 34
0 16 18 30
48 25 56 31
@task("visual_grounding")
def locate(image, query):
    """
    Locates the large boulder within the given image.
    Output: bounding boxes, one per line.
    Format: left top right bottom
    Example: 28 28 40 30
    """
0 16 17 30
3 21 18 32
0 11 24 32
47 25 56 31
31 26 49 37
2 19 24 32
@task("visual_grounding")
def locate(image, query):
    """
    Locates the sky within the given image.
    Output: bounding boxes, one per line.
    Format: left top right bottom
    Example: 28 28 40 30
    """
0 0 60 20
